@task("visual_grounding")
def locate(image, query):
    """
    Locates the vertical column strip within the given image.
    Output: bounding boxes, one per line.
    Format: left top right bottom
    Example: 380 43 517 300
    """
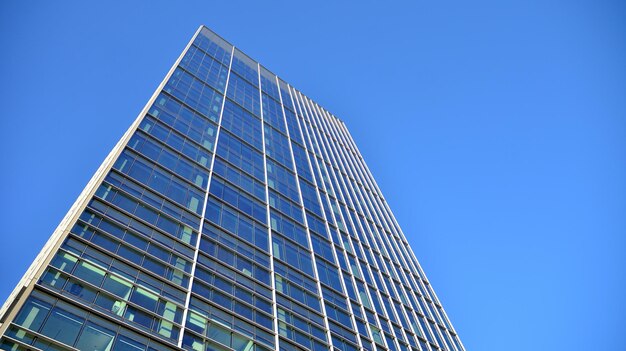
257 64 281 351
177 44 236 348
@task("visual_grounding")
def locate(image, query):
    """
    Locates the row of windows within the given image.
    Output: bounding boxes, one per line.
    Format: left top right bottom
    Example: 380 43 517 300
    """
330 330 358 351
209 176 267 225
79 207 193 263
42 250 182 341
329 316 359 346
128 131 210 189
7 290 176 351
190 278 272 332
81 200 194 262
103 172 200 230
231 49 258 88
316 259 341 291
277 317 328 351
41 265 182 342
275 274 321 313
220 98 263 151
267 158 299 203
307 211 328 239
204 196 268 251
193 264 272 314
269 211 308 249
260 70 280 101
310 231 335 263
212 157 265 202
272 234 314 278
325 301 353 329
226 72 260 117
202 222 269 267
199 235 270 286
180 44 229 93
195 252 272 301
274 259 317 295
264 123 293 170
149 93 218 154
269 189 303 224
72 214 191 288
92 184 197 247
114 150 204 215
215 129 265 182
322 284 349 313
262 93 287 134
164 68 224 121
187 294 274 349
194 29 232 66
61 236 187 305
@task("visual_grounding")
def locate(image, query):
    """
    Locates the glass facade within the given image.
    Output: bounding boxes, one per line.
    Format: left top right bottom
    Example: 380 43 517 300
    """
0 26 464 351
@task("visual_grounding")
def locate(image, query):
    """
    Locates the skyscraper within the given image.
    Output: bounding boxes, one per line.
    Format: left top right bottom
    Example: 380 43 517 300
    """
0 25 464 351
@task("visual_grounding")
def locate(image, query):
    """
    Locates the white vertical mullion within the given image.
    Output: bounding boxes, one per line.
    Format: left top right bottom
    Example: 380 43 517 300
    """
177 44 236 348
257 63 282 351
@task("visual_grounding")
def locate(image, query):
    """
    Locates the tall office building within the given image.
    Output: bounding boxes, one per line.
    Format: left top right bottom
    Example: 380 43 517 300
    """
0 26 464 351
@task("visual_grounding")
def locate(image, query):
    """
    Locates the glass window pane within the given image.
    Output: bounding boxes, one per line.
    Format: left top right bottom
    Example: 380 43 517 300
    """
66 278 98 303
75 321 115 351
187 311 207 335
112 335 146 351
95 293 127 316
74 260 106 286
125 306 154 329
40 268 68 289
208 323 230 346
14 298 51 332
130 287 158 311
40 307 84 346
102 274 133 299
50 252 78 273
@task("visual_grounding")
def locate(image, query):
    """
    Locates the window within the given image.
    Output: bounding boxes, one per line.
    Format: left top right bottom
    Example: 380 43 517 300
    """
113 335 145 351
40 307 84 346
13 298 51 332
75 321 115 351
73 261 105 286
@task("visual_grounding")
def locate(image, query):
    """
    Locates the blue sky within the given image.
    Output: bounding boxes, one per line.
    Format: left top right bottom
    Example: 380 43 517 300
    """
1 1 625 350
